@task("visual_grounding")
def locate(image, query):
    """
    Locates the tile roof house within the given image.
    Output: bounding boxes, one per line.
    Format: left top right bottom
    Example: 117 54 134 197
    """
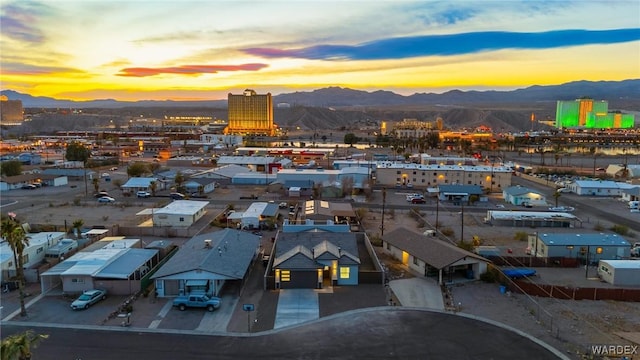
151 229 260 297
382 228 489 285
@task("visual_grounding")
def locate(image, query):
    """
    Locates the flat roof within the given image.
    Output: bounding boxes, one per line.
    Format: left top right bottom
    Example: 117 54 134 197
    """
599 260 640 269
95 248 158 279
488 210 578 220
155 200 209 215
540 233 630 247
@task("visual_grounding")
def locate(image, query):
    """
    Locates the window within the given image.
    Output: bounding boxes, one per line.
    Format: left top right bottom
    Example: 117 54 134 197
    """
281 270 290 282
179 217 185 222
22 254 29 264
413 171 416 175
396 171 401 175
386 242 390 250
340 267 350 279
71 278 85 283
413 257 419 265
37 247 43 254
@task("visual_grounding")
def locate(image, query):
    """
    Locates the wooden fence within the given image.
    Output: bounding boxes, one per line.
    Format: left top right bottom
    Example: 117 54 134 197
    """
509 280 640 302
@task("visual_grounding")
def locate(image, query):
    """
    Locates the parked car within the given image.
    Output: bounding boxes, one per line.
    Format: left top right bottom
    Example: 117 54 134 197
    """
70 289 107 310
109 167 118 171
136 191 151 198
170 192 185 200
172 293 221 312
97 196 116 203
94 191 110 198
411 198 426 204
279 202 288 209
21 184 37 190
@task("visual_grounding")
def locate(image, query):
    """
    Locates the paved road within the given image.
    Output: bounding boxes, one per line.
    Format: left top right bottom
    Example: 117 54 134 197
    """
2 308 569 360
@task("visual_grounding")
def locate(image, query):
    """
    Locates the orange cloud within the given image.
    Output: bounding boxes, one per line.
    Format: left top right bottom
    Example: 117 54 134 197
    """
117 63 268 77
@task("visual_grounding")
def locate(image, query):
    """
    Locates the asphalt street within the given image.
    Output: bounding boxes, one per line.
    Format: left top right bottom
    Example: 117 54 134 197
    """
2 308 569 360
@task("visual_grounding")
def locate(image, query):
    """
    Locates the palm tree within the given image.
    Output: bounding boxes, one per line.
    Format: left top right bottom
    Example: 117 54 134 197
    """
1 330 49 360
149 181 157 196
1 216 29 317
92 178 99 193
72 219 84 239
553 189 561 207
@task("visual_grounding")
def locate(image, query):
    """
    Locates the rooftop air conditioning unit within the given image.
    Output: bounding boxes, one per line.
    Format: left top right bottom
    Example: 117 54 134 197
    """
204 239 212 248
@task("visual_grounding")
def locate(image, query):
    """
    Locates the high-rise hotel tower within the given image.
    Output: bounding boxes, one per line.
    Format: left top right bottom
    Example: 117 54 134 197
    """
225 89 275 136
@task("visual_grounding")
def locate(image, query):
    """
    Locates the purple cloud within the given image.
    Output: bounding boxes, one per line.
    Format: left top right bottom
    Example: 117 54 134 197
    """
117 63 269 77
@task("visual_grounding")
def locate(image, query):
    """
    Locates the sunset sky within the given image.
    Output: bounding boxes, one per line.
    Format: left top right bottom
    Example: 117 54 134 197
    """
1 0 639 101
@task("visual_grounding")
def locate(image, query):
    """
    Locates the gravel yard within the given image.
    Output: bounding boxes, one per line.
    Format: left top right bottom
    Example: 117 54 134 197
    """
360 209 640 360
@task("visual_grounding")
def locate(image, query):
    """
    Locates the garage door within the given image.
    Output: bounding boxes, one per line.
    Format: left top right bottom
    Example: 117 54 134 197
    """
281 271 317 289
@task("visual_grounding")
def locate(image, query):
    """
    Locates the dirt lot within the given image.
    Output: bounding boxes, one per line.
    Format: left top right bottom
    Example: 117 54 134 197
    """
359 208 640 359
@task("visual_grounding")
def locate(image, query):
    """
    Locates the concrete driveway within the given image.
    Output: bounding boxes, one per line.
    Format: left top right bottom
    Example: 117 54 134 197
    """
389 277 445 309
274 289 319 329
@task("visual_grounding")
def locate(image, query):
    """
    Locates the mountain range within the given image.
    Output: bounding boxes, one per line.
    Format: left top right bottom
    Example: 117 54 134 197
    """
2 79 639 109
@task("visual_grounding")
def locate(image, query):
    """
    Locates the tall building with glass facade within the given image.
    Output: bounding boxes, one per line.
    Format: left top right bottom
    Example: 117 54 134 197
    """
225 89 275 136
0 95 24 125
555 98 634 129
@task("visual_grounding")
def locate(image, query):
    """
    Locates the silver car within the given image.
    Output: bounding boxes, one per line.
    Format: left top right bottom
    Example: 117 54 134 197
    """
71 289 107 310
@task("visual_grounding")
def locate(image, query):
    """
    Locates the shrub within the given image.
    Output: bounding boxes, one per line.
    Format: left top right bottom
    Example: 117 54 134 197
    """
593 222 604 231
514 231 528 242
610 224 629 236
440 227 455 236
480 269 498 283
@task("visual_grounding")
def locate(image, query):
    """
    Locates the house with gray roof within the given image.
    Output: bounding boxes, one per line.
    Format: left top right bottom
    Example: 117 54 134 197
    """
273 231 360 289
183 177 216 196
381 228 489 285
621 186 640 202
121 177 164 193
151 229 261 297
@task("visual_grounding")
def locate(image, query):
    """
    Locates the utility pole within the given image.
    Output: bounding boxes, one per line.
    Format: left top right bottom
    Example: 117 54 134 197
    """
380 188 386 236
460 200 464 243
435 192 440 231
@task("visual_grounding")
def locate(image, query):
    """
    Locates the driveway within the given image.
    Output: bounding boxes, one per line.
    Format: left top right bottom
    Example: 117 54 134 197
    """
273 289 319 329
389 277 445 310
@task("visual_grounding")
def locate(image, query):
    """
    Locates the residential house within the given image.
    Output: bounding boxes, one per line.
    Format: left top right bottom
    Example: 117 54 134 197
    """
146 200 209 228
300 200 356 225
503 185 546 206
1 231 66 282
183 177 216 196
39 239 158 295
381 228 489 285
272 230 361 289
238 202 279 229
121 177 163 194
151 229 261 297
